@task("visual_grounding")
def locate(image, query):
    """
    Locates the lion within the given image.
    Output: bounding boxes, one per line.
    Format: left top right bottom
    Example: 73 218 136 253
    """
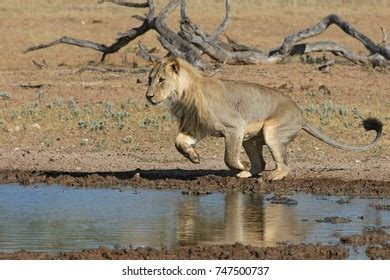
145 57 383 180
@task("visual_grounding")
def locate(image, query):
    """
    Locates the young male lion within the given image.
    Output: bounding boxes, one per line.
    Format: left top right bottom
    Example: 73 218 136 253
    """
145 57 383 180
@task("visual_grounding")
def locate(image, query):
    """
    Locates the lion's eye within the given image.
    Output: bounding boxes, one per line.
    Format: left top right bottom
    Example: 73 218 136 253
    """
158 77 165 83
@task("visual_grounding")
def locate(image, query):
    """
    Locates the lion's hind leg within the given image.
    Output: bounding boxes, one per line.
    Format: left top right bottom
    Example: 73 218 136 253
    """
175 133 200 164
224 130 248 172
263 123 300 181
237 137 266 178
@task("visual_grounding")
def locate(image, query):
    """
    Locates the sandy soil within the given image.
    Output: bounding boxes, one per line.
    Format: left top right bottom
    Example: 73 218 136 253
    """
0 0 389 259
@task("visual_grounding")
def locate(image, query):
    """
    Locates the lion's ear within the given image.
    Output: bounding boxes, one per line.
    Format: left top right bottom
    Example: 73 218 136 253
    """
167 58 180 75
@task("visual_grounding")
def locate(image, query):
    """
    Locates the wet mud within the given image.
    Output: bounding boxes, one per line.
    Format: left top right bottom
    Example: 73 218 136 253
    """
0 169 389 197
315 216 352 224
366 245 390 260
0 243 348 260
369 204 390 210
340 228 390 260
266 195 298 205
340 228 390 246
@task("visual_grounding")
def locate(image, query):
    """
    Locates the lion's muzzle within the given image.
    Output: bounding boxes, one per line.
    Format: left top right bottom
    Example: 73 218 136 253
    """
146 89 158 105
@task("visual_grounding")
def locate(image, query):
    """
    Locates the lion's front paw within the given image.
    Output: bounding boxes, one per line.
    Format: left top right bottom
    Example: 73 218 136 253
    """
188 151 200 164
236 170 252 178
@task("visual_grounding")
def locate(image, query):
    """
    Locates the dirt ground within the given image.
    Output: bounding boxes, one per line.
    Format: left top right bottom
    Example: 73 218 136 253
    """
0 243 349 260
0 0 389 259
1 229 389 260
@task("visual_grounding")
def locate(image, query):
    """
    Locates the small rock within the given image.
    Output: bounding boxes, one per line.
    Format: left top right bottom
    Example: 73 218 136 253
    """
267 195 298 206
316 216 352 224
336 198 352 204
355 159 362 164
370 204 390 211
32 123 41 129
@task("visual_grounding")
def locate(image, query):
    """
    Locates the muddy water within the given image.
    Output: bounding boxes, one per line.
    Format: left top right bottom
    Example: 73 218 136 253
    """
0 184 389 255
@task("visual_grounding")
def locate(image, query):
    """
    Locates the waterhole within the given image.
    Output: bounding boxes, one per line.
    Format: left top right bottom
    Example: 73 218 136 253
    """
0 184 389 257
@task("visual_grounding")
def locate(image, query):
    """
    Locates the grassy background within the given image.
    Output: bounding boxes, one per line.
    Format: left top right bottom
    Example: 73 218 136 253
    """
0 0 388 165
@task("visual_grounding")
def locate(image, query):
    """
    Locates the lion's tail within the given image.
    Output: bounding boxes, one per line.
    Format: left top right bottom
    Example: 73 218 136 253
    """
302 117 383 152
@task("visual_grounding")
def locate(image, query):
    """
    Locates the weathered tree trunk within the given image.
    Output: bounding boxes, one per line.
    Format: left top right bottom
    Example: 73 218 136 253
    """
24 0 390 67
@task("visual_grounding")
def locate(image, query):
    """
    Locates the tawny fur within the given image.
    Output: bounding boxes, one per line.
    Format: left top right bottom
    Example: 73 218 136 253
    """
145 57 383 180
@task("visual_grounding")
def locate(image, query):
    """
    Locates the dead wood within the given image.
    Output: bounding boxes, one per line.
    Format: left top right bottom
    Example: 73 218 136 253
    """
18 83 45 89
24 1 389 68
0 92 11 99
97 0 149 8
379 26 389 49
77 65 150 74
276 14 390 61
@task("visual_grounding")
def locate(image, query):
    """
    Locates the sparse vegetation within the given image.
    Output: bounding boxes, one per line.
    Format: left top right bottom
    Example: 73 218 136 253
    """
303 101 353 127
0 0 388 165
95 139 108 152
141 117 160 129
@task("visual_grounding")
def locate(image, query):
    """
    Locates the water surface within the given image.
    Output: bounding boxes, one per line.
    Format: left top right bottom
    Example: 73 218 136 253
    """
0 184 388 256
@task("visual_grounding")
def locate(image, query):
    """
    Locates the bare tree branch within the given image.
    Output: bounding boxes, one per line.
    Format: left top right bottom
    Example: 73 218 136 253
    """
180 0 189 19
154 0 203 66
25 0 389 68
380 27 388 45
100 20 151 61
221 35 260 52
132 15 147 22
137 42 161 62
147 0 155 22
97 0 148 8
289 41 368 64
277 14 390 60
210 0 232 42
156 0 180 21
24 36 109 54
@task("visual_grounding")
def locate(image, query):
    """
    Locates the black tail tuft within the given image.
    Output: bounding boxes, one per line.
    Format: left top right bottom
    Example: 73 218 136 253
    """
362 117 383 133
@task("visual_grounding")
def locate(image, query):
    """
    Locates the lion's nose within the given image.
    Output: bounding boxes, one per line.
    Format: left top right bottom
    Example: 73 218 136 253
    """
146 90 154 98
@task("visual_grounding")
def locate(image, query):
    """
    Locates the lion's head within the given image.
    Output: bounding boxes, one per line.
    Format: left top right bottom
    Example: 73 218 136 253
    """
145 58 184 105
145 57 209 138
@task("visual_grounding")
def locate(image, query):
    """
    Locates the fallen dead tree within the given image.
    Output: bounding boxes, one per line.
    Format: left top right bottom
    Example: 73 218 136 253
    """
24 0 390 67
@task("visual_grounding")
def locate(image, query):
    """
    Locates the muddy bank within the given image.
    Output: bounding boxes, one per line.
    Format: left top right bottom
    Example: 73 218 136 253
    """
366 245 390 260
1 169 389 197
340 228 390 246
340 229 390 259
0 243 348 260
